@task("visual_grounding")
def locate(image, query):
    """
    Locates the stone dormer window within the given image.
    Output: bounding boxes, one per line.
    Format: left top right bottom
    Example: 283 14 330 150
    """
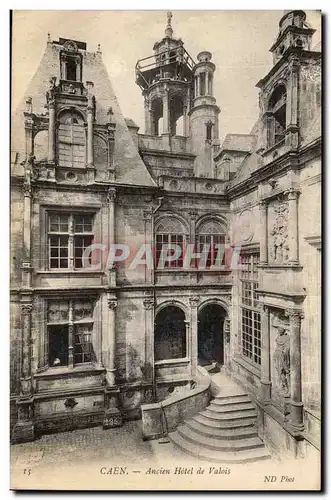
267 84 287 148
57 110 86 168
60 40 82 82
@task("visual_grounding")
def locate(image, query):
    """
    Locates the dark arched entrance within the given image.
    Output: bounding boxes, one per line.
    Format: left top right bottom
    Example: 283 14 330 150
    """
155 306 186 361
198 304 226 367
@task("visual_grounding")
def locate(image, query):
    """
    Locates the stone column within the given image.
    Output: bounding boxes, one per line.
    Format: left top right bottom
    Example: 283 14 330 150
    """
260 305 271 402
86 81 94 168
286 188 299 264
197 73 201 97
48 101 55 162
259 200 268 264
87 110 94 167
12 302 35 443
285 59 300 149
205 72 209 95
223 317 230 372
68 302 74 368
162 90 170 134
183 105 188 137
286 309 304 432
143 296 154 382
20 304 33 394
107 187 116 287
189 296 199 376
103 294 117 386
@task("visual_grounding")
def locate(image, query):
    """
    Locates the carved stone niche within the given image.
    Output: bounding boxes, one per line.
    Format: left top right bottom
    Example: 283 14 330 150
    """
270 309 291 414
268 196 289 265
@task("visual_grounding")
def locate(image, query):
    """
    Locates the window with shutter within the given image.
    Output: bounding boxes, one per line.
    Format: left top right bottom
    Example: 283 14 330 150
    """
58 111 86 168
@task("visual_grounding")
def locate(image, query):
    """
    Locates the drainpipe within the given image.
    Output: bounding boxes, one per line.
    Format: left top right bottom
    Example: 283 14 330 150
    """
151 196 164 403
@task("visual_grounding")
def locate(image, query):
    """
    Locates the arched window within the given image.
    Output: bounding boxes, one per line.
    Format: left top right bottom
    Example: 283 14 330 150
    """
268 85 287 147
57 110 86 168
155 216 187 269
155 306 186 360
196 220 226 268
151 98 163 136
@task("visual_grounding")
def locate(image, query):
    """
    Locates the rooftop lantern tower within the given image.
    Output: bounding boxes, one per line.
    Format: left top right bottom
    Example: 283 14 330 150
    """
135 12 195 137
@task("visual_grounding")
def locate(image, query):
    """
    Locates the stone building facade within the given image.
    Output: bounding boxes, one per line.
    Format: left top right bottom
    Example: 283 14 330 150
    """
10 11 321 459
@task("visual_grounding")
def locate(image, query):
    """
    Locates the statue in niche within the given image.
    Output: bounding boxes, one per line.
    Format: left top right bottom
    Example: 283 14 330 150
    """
273 325 290 396
270 202 289 263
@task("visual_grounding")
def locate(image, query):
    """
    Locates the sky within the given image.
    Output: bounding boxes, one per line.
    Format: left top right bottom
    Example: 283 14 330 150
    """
12 10 321 143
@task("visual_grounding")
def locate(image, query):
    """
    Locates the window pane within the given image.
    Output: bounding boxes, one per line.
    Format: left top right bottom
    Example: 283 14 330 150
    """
74 235 94 268
48 325 68 366
74 324 94 364
49 214 69 233
74 215 93 233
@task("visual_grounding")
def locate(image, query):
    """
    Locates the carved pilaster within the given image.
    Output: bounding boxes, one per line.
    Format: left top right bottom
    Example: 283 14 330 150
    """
107 298 118 310
285 308 304 432
102 294 117 386
189 296 199 375
260 304 271 403
143 298 154 310
285 188 300 264
259 200 268 264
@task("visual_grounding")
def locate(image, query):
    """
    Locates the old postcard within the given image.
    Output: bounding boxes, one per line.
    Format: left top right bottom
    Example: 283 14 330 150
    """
10 9 321 491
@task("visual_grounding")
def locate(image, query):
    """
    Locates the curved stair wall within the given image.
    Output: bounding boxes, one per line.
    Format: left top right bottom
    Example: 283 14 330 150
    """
141 366 211 440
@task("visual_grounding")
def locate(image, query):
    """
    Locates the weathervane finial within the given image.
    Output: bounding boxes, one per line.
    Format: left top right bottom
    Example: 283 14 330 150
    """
165 11 173 38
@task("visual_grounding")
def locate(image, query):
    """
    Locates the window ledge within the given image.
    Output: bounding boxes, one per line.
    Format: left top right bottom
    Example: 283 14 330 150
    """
155 358 190 367
36 270 104 275
155 268 232 273
34 364 104 378
233 355 261 377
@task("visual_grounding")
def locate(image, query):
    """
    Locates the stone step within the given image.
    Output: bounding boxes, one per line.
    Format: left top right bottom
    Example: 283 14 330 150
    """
213 392 249 402
211 395 251 406
202 408 257 421
169 431 271 464
208 402 255 413
194 413 257 429
186 419 258 440
176 425 264 452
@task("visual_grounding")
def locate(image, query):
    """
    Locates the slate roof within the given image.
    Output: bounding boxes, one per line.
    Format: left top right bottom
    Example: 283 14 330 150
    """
11 41 155 187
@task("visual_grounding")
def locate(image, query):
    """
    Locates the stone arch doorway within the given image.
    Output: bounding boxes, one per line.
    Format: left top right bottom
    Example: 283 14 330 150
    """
198 303 227 367
154 305 187 361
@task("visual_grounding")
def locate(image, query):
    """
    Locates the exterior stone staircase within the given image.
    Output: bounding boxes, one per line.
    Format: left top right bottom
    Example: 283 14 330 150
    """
169 372 270 464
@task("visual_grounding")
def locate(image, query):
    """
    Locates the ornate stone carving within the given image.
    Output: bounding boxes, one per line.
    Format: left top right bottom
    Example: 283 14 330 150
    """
273 324 290 397
143 298 154 310
286 309 304 326
223 318 230 343
21 304 33 315
63 40 78 52
269 200 289 263
188 211 198 220
285 188 300 201
189 296 200 307
108 298 117 310
142 210 152 221
107 187 116 203
301 62 321 83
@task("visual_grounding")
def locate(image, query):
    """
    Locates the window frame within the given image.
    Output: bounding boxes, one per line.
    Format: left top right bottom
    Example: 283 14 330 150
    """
46 298 95 369
47 211 95 271
240 251 261 366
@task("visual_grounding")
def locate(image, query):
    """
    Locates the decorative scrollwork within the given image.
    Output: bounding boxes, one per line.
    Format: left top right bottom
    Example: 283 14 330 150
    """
21 304 33 315
108 298 118 310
